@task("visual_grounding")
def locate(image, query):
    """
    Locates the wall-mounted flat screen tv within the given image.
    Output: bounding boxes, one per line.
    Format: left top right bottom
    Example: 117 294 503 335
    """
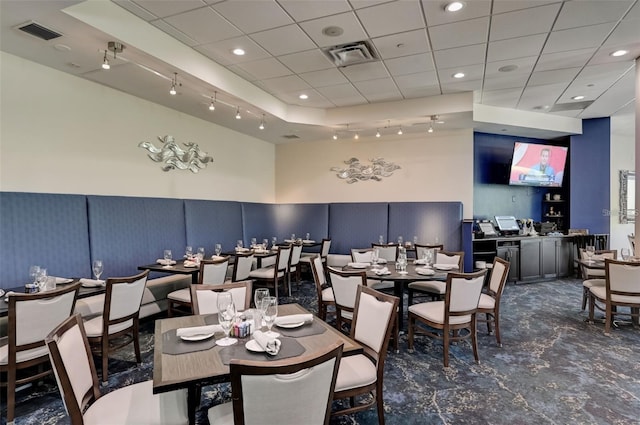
508 142 568 187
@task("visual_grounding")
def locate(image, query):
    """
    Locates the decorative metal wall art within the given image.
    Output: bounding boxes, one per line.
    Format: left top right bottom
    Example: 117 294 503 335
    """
138 135 213 173
330 157 400 183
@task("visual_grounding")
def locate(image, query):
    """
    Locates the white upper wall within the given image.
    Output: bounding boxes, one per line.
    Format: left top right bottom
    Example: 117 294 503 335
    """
0 52 275 202
610 112 636 251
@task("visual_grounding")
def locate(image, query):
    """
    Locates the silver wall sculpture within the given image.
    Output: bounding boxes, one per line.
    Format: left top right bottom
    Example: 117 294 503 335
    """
330 157 400 183
138 135 213 173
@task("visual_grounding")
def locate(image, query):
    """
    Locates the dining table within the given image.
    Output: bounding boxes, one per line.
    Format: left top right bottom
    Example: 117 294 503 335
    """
223 248 277 268
153 303 362 425
138 259 201 284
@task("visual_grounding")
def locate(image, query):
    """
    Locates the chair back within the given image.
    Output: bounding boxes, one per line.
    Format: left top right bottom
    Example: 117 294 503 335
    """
190 281 253 315
415 244 444 260
199 257 230 285
628 234 635 255
319 238 332 259
230 342 343 425
232 252 255 282
371 244 398 261
446 271 486 318
327 267 366 313
488 257 510 298
45 314 100 423
579 249 616 278
350 248 373 263
277 245 293 273
290 242 303 267
103 271 148 332
351 286 399 362
436 250 464 269
605 259 640 299
311 255 327 286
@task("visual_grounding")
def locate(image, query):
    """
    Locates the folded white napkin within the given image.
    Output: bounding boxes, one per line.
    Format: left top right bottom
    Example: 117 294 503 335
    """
253 249 268 254
4 291 16 302
53 277 73 284
303 239 315 243
375 267 391 275
416 267 435 276
377 258 388 264
176 325 223 338
79 278 105 287
211 255 225 260
235 247 250 252
274 314 313 326
414 259 428 265
348 262 369 268
157 259 177 265
252 330 281 355
183 260 198 267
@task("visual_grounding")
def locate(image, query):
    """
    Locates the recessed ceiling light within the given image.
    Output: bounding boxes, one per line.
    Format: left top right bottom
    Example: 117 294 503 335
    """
452 72 465 79
232 48 245 56
322 26 344 37
572 95 585 100
611 50 628 57
533 105 550 110
498 65 518 73
299 94 308 100
445 1 465 12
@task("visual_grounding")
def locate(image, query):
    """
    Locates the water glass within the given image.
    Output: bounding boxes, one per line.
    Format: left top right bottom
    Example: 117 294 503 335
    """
621 248 631 261
237 240 244 249
371 248 379 267
291 233 296 241
305 233 310 241
272 236 277 248
36 268 48 291
585 245 595 263
197 247 205 260
262 239 269 250
92 260 103 280
397 236 403 246
251 237 257 247
185 246 193 258
215 243 222 256
163 249 172 263
379 235 384 244
29 265 41 285
216 292 237 346
261 296 279 338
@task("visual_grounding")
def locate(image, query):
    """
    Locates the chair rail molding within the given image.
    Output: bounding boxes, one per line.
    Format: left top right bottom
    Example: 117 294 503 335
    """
138 135 213 173
330 157 400 183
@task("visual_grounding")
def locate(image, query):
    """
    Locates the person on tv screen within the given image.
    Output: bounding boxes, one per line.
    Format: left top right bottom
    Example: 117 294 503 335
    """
529 148 555 180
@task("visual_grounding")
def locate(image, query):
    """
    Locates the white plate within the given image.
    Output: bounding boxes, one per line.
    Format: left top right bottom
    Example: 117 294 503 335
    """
245 339 265 352
302 240 315 243
375 271 391 276
434 264 457 271
416 268 435 276
180 332 215 342
183 262 198 268
276 321 305 329
55 278 74 284
349 262 369 269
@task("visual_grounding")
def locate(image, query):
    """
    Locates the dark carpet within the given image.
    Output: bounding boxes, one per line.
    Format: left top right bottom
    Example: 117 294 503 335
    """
3 278 640 424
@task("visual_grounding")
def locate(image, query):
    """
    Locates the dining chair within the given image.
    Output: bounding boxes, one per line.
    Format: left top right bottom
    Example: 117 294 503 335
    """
579 249 617 310
288 242 304 291
588 259 640 335
299 238 332 273
371 243 399 262
628 234 635 256
408 270 487 367
230 252 255 282
1 283 80 424
45 314 188 425
83 270 149 383
190 281 253 315
327 267 367 333
167 257 230 316
407 250 464 305
310 254 335 322
207 341 343 425
350 248 373 263
414 243 444 261
248 244 292 298
332 286 399 424
476 257 510 347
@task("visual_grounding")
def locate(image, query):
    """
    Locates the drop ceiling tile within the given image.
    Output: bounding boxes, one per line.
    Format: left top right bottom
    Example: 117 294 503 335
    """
590 44 640 66
278 0 352 21
623 0 640 21
258 74 311 94
399 86 442 99
438 64 485 83
441 78 483 94
480 87 522 108
485 56 537 77
385 53 435 76
362 90 404 103
114 1 161 21
421 0 491 26
276 89 334 108
250 25 317 57
353 77 399 95
130 0 207 19
579 70 635 118
277 49 334 74
163 7 241 44
428 17 490 50
543 23 617 54
350 0 391 9
227 64 261 82
553 0 633 30
603 20 640 49
483 73 530 91
534 48 596 72
299 12 369 48
518 82 568 109
394 70 439 90
151 19 199 47
486 33 547 62
489 3 560 41
196 36 271 65
492 0 558 14
572 61 634 87
356 1 424 38
527 67 581 86
317 83 368 105
235 57 293 80
371 29 430 59
339 61 389 82
298 68 349 87
211 0 293 33
433 44 486 69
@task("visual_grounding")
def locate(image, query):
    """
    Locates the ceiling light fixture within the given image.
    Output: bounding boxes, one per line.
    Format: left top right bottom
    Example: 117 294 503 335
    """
376 129 381 138
259 114 265 130
208 91 217 111
169 73 177 95
445 1 465 12
572 95 585 100
299 94 308 100
453 72 465 79
232 48 245 56
611 50 628 57
235 107 241 119
428 125 434 133
333 133 338 140
354 132 359 140
428 115 438 133
397 126 403 135
101 50 110 70
101 41 124 70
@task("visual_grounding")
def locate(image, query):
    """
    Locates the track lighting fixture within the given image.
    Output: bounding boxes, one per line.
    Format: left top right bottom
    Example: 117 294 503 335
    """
376 129 381 138
208 92 216 111
101 41 124 70
259 114 265 130
428 124 434 133
428 115 438 133
101 50 110 70
397 126 403 135
332 133 338 140
354 132 359 140
235 107 241 119
170 73 177 95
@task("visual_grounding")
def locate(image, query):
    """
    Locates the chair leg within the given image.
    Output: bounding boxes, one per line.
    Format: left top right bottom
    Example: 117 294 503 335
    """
102 338 109 384
133 322 142 364
485 312 492 335
407 315 415 352
7 364 16 424
443 328 450 368
588 294 596 323
408 288 414 306
376 378 386 425
493 310 502 347
392 318 399 353
471 316 479 363
605 304 612 336
581 287 588 311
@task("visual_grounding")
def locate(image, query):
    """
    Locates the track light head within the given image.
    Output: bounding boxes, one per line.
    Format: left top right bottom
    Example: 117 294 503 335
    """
235 107 241 119
101 51 110 70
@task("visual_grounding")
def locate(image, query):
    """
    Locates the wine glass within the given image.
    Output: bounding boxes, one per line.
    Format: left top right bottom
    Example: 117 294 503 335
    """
397 236 403 246
163 249 173 265
585 245 595 264
250 237 257 248
236 240 244 250
261 296 280 338
216 292 237 346
262 239 269 250
215 243 222 256
197 247 205 262
371 248 380 268
185 246 193 259
379 235 385 244
92 260 103 280
621 248 631 261
29 265 41 285
36 268 48 291
305 233 310 241
291 233 296 242
254 288 270 328
271 236 277 249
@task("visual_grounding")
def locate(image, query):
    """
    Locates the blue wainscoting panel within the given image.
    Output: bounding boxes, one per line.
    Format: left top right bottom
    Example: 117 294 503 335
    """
87 196 186 278
329 203 389 254
275 204 329 243
242 203 279 245
388 202 463 251
185 200 243 255
0 192 91 288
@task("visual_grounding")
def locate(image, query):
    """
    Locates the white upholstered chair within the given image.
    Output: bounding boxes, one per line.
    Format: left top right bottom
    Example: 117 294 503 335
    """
288 242 304 291
477 257 510 347
83 270 148 383
408 270 487 367
167 257 230 316
327 267 367 333
207 342 343 425
332 286 399 424
1 283 80 424
248 245 292 298
350 248 373 263
229 252 255 282
579 249 616 310
46 314 188 425
407 250 464 305
414 243 443 261
299 238 332 270
190 281 253 315
310 254 335 322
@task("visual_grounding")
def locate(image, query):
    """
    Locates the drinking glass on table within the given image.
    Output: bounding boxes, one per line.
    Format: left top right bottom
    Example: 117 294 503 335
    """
251 237 257 248
621 248 631 261
306 233 310 241
254 288 270 328
262 239 269 250
36 268 48 292
397 236 403 246
291 233 296 242
215 243 222 257
371 248 379 268
272 236 277 248
585 246 595 264
163 249 173 265
379 235 385 244
29 265 41 285
261 296 279 338
185 246 193 259
237 240 244 250
92 260 103 280
216 292 237 346
197 247 205 262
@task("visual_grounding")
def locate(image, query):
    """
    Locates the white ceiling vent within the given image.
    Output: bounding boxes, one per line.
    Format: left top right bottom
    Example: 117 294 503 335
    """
326 42 377 67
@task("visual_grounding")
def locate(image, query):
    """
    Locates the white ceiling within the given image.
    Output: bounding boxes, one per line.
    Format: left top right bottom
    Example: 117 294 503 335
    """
1 0 638 144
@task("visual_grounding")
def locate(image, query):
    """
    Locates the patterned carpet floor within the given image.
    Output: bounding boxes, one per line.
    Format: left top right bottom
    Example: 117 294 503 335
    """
3 277 640 424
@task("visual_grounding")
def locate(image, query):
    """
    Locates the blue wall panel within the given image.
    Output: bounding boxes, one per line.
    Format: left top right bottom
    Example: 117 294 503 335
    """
388 202 463 251
328 203 389 254
242 203 279 246
275 204 329 244
184 199 243 255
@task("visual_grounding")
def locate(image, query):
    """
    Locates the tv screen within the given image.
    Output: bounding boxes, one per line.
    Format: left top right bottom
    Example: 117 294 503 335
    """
508 142 568 187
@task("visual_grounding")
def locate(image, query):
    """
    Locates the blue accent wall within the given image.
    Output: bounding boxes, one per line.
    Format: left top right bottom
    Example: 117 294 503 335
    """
569 118 610 234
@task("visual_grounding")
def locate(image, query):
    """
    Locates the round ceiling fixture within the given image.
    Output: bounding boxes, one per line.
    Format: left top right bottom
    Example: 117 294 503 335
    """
498 64 518 73
54 43 71 52
452 72 465 79
232 48 245 56
322 26 344 37
572 95 585 100
610 50 628 57
445 1 465 12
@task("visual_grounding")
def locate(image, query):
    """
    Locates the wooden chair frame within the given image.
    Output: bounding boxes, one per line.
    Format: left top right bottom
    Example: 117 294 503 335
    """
476 257 510 347
407 250 464 305
190 281 253 315
249 244 292 299
327 267 368 333
579 249 617 310
310 254 335 321
168 257 230 317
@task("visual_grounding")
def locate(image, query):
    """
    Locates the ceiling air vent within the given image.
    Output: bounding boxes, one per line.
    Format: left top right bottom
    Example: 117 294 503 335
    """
326 41 377 67
16 21 62 41
549 101 593 112
282 134 300 139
